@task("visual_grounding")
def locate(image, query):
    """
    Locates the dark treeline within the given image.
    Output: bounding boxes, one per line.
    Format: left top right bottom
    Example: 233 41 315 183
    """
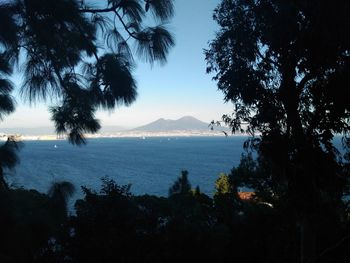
0 156 349 263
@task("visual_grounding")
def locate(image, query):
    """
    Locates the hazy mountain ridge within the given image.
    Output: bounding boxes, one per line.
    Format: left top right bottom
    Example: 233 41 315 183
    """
0 117 229 138
132 116 226 132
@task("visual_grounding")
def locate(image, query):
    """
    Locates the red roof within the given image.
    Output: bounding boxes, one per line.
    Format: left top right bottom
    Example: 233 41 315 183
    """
238 192 255 201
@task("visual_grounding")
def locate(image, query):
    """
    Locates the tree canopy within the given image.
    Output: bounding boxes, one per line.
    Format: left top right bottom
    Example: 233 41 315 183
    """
206 0 350 208
0 0 175 144
206 1 350 261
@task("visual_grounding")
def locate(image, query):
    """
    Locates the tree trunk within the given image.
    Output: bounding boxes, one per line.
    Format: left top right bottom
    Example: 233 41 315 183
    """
300 216 316 263
280 61 317 263
0 168 8 192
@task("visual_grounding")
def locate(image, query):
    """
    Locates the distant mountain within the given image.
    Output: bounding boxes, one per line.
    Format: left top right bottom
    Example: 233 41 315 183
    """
0 117 229 136
132 116 217 132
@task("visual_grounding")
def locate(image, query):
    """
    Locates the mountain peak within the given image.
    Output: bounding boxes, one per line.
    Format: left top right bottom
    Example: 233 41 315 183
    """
177 116 197 121
133 116 210 132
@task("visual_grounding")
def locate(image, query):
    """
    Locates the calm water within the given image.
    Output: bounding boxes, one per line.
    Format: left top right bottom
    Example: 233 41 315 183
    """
6 136 247 198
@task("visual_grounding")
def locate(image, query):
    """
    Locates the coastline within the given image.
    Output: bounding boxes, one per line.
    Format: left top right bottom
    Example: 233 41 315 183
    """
2 130 249 141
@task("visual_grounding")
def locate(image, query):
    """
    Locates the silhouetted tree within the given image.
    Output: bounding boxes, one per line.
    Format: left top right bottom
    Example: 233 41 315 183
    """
168 170 191 196
66 178 154 263
0 187 70 263
0 53 15 121
48 181 75 220
29 172 313 263
213 172 240 228
0 0 175 144
0 2 170 261
0 14 18 190
206 0 350 262
0 136 22 191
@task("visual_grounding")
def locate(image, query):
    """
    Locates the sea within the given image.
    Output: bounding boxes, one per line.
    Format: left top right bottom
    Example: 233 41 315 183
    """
5 136 248 199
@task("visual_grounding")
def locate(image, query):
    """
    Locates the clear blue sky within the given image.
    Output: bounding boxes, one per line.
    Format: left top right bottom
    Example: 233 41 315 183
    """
1 0 232 129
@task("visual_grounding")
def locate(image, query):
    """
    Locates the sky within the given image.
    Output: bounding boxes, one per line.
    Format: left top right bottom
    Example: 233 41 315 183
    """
1 0 232 129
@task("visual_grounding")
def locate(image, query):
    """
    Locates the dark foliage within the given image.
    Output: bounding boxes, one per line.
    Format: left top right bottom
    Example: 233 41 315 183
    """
0 0 175 144
206 1 350 261
0 165 349 262
0 188 69 263
0 137 22 191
